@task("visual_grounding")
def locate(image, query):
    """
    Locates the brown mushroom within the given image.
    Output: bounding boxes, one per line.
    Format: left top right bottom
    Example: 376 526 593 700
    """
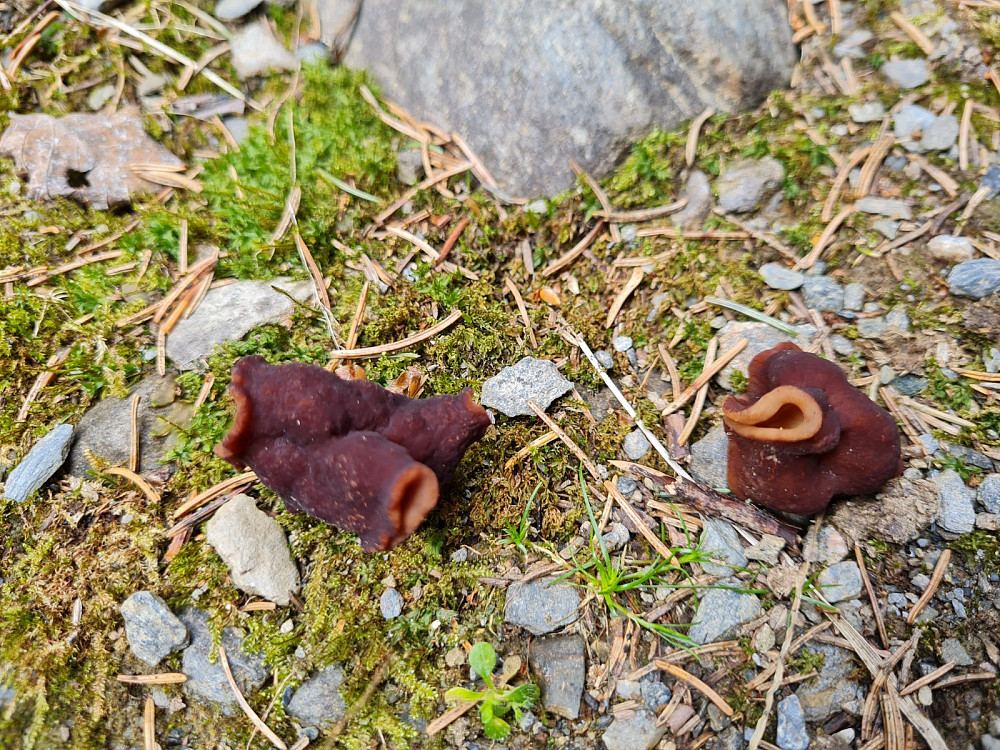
722 342 902 514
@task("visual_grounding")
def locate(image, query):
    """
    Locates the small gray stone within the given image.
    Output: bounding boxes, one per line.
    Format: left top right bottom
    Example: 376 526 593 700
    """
395 149 424 186
528 634 585 719
894 104 936 150
595 350 614 370
856 317 887 339
833 29 873 59
623 429 650 461
921 115 959 152
689 425 729 491
481 357 573 417
167 278 313 370
982 165 1000 195
984 736 1000 750
616 679 642 700
885 307 910 332
504 577 579 635
842 283 865 311
380 588 404 620
524 199 548 214
892 374 927 396
286 666 346 729
670 170 712 228
939 637 973 667
777 694 810 750
86 84 116 111
214 0 263 20
617 476 638 495
613 336 634 352
180 608 267 707
855 197 913 220
933 469 975 534
807 526 850 565
716 157 784 213
795 643 861 721
801 276 845 312
689 580 762 644
872 219 899 240
700 519 748 576
3 424 73 503
230 21 298 80
816 561 863 603
745 534 786 564
206 494 300 606
831 335 855 356
927 235 975 263
640 679 672 711
848 101 885 123
760 263 805 291
602 708 667 750
295 41 330 65
121 591 189 667
221 116 250 145
978 474 1000 514
882 58 929 88
948 258 1000 299
602 522 630 552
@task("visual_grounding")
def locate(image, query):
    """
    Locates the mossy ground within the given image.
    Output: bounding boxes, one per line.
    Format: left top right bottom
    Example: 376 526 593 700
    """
1 1 999 748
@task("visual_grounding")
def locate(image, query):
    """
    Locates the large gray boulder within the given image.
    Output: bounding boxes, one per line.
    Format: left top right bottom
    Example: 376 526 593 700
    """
320 0 797 196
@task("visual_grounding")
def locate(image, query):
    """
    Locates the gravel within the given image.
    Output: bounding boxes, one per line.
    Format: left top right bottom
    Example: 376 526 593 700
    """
715 157 784 213
602 708 667 750
801 276 845 311
622 429 650 461
978 474 1000 514
120 591 189 667
842 283 865 310
480 357 573 417
855 197 913 219
816 561 863 603
380 588 404 620
777 694 810 750
947 258 1000 298
700 519 748 576
689 425 730 491
3 424 73 503
933 469 976 535
881 58 929 88
760 262 805 290
689 580 762 644
927 235 975 263
528 635 585 719
848 101 886 122
285 666 347 729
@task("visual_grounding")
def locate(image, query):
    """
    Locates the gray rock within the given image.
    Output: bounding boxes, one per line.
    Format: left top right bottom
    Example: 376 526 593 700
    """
180 608 268 706
67 374 179 476
716 321 806 391
933 469 975 534
921 115 959 152
528 634 585 719
613 335 634 352
831 334 855 356
885 307 910 332
166 278 313 370
296 41 331 66
602 708 667 750
978 474 1000 513
881 58 929 88
504 577 580 635
872 219 899 240
816 561 863 603
856 316 887 339
214 0 263 20
617 476 638 495
602 522 631 552
623 429 650 461
984 736 1000 750
842 283 865 311
894 104 936 151
689 580 762 644
745 534 786 564
939 637 973 667
940 442 993 472
760 263 805 291
777 694 810 750
230 21 299 80
689 425 730 491
855 197 912 220
982 165 1000 195
206 494 300 606
120 591 189 667
86 84 116 111
927 235 975 263
716 157 784 213
801 276 845 312
616 679 642 700
700 519 748 576
595 350 614 369
833 29 873 59
848 101 885 123
380 588 404 619
481 357 573 417
3 424 73 503
892 375 927 396
640 679 672 711
286 666 346 728
320 0 796 197
948 258 1000 299
670 170 712 228
396 149 425 186
807 526 850 565
221 116 250 145
137 72 171 98
795 643 860 721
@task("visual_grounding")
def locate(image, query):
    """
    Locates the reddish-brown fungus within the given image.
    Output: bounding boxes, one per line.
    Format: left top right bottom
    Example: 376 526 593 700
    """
721 342 902 514
215 356 492 551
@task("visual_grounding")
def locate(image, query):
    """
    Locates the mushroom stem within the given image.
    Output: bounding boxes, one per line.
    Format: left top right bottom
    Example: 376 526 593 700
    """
722 385 824 442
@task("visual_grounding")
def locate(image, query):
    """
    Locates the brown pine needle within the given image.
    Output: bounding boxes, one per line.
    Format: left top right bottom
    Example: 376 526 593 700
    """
959 99 974 171
346 280 370 352
293 232 331 313
193 373 215 412
328 309 462 360
796 206 855 270
677 337 717 446
661 338 747 417
908 154 958 197
907 549 951 624
26 250 124 287
504 277 538 348
606 267 645 328
595 198 688 223
172 471 257 520
658 343 683 402
854 543 890 649
571 161 621 243
105 467 160 504
890 11 936 54
822 145 871 221
955 369 1000 382
504 430 558 471
542 221 605 277
375 162 472 225
435 217 469 266
143 696 156 750
685 108 716 167
655 661 733 717
527 401 602 480
218 645 287 750
241 601 278 612
117 673 187 685
930 671 997 691
899 662 955 696
129 394 141 472
17 348 69 422
152 255 218 325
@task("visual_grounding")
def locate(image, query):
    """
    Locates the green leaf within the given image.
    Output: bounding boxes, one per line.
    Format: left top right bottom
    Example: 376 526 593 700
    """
505 683 540 709
444 687 485 703
469 642 497 683
483 715 511 740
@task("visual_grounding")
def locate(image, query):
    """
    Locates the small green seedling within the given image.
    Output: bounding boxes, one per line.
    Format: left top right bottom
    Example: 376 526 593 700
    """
444 642 539 739
504 482 541 554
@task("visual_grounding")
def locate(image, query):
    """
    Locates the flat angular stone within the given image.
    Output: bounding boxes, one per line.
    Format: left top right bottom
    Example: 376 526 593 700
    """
504 577 579 635
777 694 810 750
602 708 667 750
689 425 730 490
882 58 929 88
286 665 347 728
3 424 73 503
529 634 585 719
121 591 189 667
760 262 805 290
933 469 975 534
816 561 863 603
855 197 912 220
948 258 1000 299
689 580 761 644
481 357 573 417
716 157 784 213
700 519 747 576
927 235 975 263
229 21 298 80
180 608 268 707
